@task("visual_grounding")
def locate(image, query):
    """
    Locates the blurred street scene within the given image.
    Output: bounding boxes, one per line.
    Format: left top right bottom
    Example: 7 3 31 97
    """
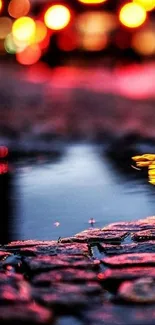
1 0 155 242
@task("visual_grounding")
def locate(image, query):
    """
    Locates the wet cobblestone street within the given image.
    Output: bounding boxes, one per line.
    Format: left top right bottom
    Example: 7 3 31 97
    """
1 216 155 324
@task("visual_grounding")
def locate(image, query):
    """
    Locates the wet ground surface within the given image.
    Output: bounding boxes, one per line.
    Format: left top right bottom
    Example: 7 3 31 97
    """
1 216 155 324
12 143 155 241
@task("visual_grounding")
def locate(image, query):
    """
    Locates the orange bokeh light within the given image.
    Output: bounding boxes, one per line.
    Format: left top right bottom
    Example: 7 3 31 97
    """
44 5 71 30
8 0 30 18
77 0 107 4
0 17 12 39
16 43 41 65
12 16 36 43
34 20 47 43
119 3 147 28
132 29 155 55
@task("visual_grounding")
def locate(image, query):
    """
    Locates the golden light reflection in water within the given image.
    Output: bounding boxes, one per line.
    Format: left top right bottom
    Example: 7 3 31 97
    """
132 154 155 185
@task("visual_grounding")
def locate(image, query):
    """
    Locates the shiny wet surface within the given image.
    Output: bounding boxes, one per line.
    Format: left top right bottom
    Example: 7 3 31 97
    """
12 143 155 241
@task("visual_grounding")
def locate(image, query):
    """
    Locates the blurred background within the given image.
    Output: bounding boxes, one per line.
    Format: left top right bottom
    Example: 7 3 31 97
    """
1 0 155 244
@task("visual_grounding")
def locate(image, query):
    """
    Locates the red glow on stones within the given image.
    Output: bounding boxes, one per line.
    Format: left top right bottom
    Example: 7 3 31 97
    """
0 146 8 158
97 273 105 280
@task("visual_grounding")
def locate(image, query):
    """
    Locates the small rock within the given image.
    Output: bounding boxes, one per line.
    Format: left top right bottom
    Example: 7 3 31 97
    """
118 277 155 303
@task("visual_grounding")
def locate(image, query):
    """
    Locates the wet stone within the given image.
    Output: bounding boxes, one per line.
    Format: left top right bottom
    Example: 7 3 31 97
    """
56 316 84 325
0 251 11 259
32 268 98 286
132 230 155 242
84 304 155 325
62 229 128 244
102 218 155 232
20 243 89 257
33 283 101 311
56 243 89 255
33 286 89 311
118 277 155 304
98 267 155 291
5 240 57 249
2 255 22 271
102 252 155 267
20 246 57 257
0 271 24 284
24 254 93 274
0 279 31 304
99 241 155 255
0 303 52 324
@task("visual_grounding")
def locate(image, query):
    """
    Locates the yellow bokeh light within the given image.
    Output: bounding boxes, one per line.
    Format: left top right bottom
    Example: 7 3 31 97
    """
12 17 36 43
0 0 2 12
132 29 155 55
44 5 71 30
119 3 147 28
77 0 107 4
8 0 30 18
0 17 12 39
134 0 155 12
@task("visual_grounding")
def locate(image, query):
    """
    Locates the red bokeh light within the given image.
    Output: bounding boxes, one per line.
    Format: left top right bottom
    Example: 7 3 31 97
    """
0 163 8 174
0 146 8 158
16 44 41 65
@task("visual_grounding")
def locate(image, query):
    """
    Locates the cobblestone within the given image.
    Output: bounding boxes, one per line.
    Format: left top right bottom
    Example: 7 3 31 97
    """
1 216 155 324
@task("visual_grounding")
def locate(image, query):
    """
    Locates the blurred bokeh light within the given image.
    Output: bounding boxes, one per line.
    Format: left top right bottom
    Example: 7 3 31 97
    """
0 0 154 64
44 5 71 31
119 2 147 28
0 0 2 12
0 17 12 39
77 0 107 4
34 20 47 43
16 43 41 65
8 0 30 18
132 28 155 55
12 16 36 43
134 0 155 12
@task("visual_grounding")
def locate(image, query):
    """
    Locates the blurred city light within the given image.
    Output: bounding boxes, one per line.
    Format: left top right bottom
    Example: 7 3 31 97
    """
77 0 107 4
44 5 71 31
80 33 108 51
77 11 114 51
0 17 12 39
77 11 117 34
119 3 147 28
4 33 17 54
0 0 2 12
0 164 8 174
4 33 26 54
34 20 47 43
132 29 155 55
16 43 41 65
8 0 31 18
12 16 36 43
133 0 155 12
0 146 8 158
